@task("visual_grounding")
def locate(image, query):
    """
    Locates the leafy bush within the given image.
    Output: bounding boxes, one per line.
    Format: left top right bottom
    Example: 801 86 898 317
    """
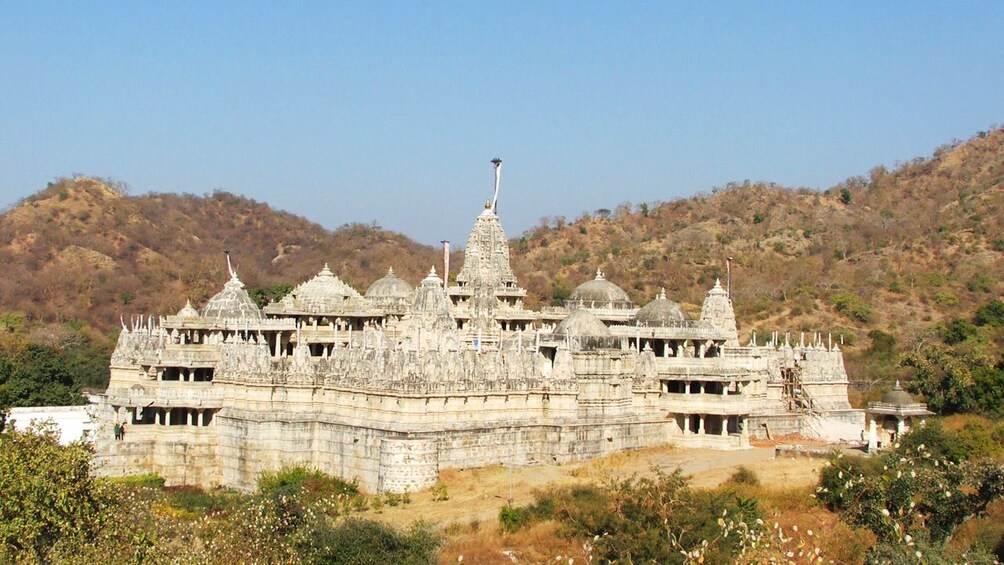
431 483 449 501
163 484 226 513
967 275 995 294
817 443 1004 545
258 465 358 499
896 421 968 463
498 504 531 533
974 300 1004 327
516 470 762 564
0 424 113 563
294 518 439 565
888 280 906 293
109 473 165 489
938 318 980 345
833 291 874 323
730 466 760 486
933 290 960 306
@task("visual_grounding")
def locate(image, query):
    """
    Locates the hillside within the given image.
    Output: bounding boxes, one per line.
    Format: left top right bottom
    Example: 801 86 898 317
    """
513 128 1004 347
0 179 447 332
1 127 1001 386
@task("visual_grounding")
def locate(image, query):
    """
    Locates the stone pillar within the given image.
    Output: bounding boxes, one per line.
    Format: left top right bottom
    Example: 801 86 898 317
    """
698 415 705 435
166 409 173 426
684 381 691 395
720 417 728 437
868 419 878 452
683 415 690 434
896 417 906 440
699 343 706 358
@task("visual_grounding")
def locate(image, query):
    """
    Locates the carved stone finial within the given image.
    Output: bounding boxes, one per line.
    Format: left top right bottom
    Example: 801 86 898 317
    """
595 268 604 280
658 287 667 300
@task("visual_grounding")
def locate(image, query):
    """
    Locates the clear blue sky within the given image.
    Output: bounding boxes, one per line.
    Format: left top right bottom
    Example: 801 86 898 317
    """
2 2 1002 246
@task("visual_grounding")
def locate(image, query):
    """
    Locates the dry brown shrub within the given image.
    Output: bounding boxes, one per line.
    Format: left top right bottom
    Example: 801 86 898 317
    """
439 521 585 565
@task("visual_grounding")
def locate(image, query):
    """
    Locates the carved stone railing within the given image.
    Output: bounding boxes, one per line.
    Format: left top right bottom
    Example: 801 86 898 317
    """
137 348 220 367
105 385 224 407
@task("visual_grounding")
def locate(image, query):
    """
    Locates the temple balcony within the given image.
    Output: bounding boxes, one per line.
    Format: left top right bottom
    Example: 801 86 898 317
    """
104 383 225 409
653 357 759 378
659 393 759 415
138 346 220 368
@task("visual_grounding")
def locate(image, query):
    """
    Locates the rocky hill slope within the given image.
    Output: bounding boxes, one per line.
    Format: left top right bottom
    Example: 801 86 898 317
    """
512 127 1004 355
1 127 1001 369
0 180 446 332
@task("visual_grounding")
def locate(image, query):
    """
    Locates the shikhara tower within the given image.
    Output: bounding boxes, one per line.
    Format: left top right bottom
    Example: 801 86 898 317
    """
93 162 863 494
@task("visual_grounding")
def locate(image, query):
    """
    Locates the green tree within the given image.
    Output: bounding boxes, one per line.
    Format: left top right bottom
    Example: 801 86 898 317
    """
938 317 980 345
840 187 852 205
974 300 1004 327
900 342 993 414
0 424 113 562
0 344 80 407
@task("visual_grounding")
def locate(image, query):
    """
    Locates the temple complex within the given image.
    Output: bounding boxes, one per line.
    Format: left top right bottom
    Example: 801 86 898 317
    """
93 165 863 493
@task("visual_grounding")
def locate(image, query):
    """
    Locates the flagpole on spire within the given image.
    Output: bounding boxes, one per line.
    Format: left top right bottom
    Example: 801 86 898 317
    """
441 240 450 289
491 158 502 214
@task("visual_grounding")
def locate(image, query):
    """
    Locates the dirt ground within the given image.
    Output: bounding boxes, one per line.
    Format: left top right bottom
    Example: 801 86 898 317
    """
373 441 834 528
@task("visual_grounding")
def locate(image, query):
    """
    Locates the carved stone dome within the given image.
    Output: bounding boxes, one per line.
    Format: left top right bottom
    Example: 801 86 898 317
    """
554 309 611 337
281 264 366 313
881 381 915 406
636 289 689 326
565 269 634 310
176 299 200 318
365 267 414 300
202 270 263 320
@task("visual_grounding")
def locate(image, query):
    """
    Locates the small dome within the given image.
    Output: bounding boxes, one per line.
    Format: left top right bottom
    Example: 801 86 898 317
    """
636 289 690 326
202 269 263 320
176 299 200 318
365 267 414 300
566 269 634 310
554 309 611 337
882 381 915 406
281 264 366 313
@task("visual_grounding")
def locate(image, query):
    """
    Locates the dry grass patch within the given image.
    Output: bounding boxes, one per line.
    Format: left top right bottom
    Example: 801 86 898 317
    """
438 521 585 565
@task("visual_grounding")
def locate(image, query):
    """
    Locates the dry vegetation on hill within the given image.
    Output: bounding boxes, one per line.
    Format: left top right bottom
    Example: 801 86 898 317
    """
0 179 449 332
512 127 1004 389
0 127 1001 393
